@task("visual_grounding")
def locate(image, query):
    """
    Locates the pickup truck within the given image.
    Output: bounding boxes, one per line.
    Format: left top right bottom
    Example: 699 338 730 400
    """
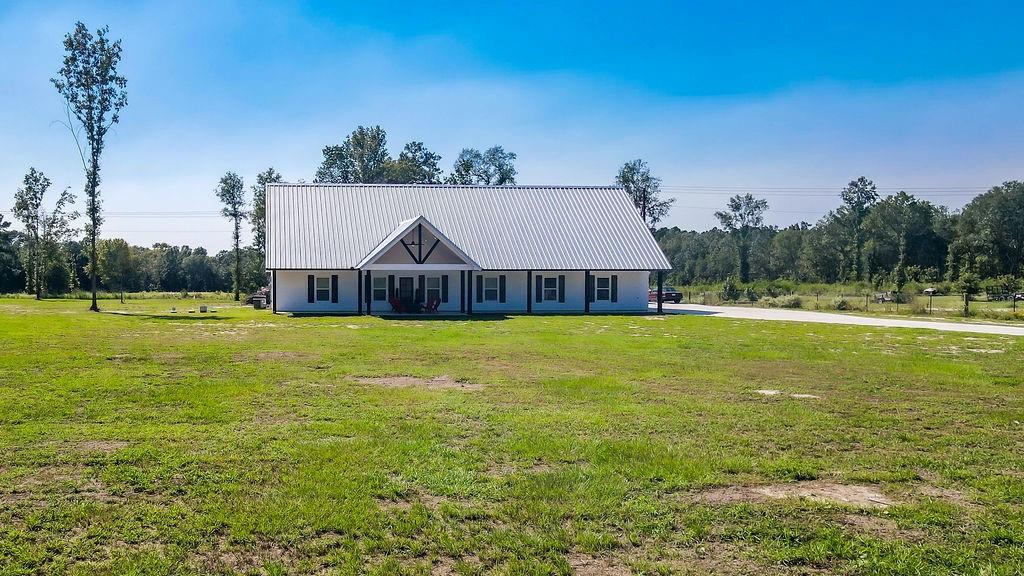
648 286 683 303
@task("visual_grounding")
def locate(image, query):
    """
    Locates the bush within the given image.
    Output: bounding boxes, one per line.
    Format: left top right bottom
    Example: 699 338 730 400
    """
745 287 759 302
764 295 803 309
721 276 741 301
830 296 852 310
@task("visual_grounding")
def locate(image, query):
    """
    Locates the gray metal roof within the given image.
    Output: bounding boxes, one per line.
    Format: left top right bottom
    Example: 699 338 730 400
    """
265 183 671 271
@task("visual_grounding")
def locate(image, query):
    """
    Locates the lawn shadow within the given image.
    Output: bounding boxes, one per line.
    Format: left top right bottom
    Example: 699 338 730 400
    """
106 311 231 321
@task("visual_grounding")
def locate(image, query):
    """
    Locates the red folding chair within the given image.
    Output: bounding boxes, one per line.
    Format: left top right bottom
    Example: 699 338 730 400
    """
388 296 405 313
423 296 440 313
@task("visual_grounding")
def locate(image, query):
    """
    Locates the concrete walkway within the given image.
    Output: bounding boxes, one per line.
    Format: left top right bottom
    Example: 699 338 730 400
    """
654 303 1024 336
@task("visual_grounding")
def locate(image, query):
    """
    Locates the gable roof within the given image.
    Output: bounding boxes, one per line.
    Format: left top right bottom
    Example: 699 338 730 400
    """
265 183 671 271
355 215 480 269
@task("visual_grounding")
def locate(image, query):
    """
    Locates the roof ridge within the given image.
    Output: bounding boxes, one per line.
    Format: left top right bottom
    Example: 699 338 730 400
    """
266 182 624 190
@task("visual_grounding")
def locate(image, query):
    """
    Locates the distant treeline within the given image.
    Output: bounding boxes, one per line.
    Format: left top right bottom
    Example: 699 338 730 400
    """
0 230 265 297
655 179 1023 291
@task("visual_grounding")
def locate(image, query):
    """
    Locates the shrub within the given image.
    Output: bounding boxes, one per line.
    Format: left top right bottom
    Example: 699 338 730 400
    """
830 296 851 310
764 295 803 308
721 276 741 301
745 287 759 302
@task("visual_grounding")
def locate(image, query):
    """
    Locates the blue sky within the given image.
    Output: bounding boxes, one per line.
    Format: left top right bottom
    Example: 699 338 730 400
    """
2 1 1023 251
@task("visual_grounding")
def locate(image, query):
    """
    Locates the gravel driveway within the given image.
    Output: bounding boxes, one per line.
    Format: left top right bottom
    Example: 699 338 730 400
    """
654 302 1024 336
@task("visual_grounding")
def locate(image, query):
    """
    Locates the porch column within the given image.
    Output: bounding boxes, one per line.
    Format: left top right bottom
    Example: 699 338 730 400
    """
365 270 372 315
584 270 591 313
466 270 473 315
460 271 465 313
271 270 277 313
526 270 532 313
656 270 664 314
357 269 363 314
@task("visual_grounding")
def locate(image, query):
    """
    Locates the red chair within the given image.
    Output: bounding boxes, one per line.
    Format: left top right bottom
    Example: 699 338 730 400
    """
423 296 440 313
388 296 405 313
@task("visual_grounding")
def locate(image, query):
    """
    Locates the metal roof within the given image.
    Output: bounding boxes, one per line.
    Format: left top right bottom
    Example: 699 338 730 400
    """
265 183 671 271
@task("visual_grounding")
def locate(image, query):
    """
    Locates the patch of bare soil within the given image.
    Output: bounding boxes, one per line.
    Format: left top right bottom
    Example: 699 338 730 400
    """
69 440 129 453
354 374 482 391
253 350 317 361
567 552 631 576
840 514 925 542
194 536 299 575
689 480 896 508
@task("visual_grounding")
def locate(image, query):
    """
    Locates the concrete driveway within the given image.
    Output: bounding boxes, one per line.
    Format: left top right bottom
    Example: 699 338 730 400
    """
653 302 1024 336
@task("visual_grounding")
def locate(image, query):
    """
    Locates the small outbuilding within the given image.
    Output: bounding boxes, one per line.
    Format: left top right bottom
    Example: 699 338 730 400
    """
265 183 671 314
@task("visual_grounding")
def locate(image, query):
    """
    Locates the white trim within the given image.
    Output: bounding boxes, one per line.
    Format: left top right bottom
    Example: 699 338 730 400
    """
362 263 477 271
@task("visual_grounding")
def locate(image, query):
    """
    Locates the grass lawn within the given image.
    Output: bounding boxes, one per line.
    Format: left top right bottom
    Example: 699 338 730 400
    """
1 297 1023 575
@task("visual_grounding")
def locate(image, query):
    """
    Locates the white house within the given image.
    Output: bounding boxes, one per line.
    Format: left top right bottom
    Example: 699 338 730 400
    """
265 183 672 314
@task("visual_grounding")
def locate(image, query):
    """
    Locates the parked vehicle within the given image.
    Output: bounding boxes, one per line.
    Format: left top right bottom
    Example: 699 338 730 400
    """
648 286 683 303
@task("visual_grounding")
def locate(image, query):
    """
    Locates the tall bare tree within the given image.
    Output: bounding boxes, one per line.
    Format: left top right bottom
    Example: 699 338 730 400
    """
715 194 769 283
216 172 246 301
52 22 128 311
615 159 674 228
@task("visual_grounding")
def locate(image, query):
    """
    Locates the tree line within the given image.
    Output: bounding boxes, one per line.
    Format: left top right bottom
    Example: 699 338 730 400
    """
651 177 1024 294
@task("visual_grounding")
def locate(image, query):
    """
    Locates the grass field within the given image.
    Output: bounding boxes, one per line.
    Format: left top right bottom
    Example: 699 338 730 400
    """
1 298 1023 575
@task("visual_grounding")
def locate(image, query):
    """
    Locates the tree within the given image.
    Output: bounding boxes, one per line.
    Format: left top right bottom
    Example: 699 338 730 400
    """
615 159 674 228
250 167 281 256
387 141 443 184
948 181 1024 279
98 238 133 302
215 172 246 301
315 125 392 183
838 177 878 280
12 168 78 298
955 272 981 316
52 22 128 311
445 146 517 185
863 192 944 286
0 213 24 293
715 194 769 283
770 224 807 281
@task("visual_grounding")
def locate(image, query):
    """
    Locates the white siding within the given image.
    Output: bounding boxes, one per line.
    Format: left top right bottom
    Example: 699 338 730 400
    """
274 270 359 314
273 269 650 314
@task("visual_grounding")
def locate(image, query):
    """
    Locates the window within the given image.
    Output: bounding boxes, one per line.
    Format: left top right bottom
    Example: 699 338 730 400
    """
596 277 610 301
543 277 558 301
484 276 499 301
373 276 387 301
315 277 330 302
426 276 441 301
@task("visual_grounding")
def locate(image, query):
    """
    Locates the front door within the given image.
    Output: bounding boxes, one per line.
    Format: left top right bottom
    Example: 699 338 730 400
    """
398 276 415 302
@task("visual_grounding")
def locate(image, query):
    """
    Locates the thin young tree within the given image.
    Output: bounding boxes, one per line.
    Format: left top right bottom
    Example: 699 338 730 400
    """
715 193 769 283
616 159 674 228
216 172 246 301
52 22 128 311
12 168 78 299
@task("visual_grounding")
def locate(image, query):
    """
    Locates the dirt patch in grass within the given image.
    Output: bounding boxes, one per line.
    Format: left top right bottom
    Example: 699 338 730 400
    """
689 480 896 508
840 514 926 542
69 440 129 453
354 374 482 391
567 552 631 576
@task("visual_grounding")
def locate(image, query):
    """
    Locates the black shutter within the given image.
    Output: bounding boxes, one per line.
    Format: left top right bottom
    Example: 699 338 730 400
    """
586 274 595 303
476 274 483 303
499 275 506 303
611 275 618 302
331 274 338 303
441 275 449 303
388 275 395 299
307 274 314 303
535 275 543 303
558 275 565 303
417 274 425 303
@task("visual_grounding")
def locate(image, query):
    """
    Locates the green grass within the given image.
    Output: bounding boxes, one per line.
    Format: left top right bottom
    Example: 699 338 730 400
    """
1 297 1023 575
